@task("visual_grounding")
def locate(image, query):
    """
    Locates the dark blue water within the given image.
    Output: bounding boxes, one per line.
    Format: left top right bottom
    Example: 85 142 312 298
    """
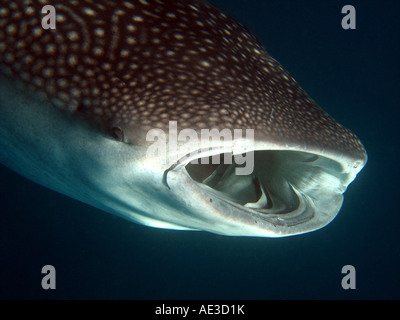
1 0 399 299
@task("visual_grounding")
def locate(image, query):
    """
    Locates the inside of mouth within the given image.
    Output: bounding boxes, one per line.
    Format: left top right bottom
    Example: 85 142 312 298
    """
185 150 347 219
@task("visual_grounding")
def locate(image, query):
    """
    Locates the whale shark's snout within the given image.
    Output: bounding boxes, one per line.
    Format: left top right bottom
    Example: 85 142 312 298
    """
0 0 366 237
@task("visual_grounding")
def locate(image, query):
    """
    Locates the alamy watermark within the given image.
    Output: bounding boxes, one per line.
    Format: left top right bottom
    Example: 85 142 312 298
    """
41 5 56 30
40 4 357 31
146 121 255 176
41 265 56 290
341 5 356 29
341 265 356 290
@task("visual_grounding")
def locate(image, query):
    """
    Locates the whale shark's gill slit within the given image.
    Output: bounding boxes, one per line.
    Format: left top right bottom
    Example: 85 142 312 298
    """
244 177 269 209
186 151 291 213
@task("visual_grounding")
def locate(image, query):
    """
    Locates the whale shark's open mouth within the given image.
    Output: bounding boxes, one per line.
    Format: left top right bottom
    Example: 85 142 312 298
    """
184 150 349 230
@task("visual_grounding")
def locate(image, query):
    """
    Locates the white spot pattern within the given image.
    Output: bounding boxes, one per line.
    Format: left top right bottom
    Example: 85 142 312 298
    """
0 0 365 157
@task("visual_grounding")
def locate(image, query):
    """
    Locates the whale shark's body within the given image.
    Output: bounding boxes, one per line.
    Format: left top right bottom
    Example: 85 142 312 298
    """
0 0 367 237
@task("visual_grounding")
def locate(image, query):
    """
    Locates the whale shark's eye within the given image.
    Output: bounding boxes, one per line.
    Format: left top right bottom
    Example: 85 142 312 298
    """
111 126 124 141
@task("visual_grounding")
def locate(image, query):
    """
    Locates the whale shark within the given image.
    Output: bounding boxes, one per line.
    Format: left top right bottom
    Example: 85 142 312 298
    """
0 0 367 237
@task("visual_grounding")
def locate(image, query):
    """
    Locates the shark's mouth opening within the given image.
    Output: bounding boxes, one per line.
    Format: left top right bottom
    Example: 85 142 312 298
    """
185 150 348 230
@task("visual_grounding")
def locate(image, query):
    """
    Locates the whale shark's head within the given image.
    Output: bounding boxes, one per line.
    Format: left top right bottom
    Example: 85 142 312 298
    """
0 0 367 237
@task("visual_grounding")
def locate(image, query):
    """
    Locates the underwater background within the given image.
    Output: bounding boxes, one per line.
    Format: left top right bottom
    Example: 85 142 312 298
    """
0 0 399 299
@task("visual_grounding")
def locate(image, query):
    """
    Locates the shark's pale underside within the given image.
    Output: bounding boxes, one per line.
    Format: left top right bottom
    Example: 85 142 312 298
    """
0 0 367 237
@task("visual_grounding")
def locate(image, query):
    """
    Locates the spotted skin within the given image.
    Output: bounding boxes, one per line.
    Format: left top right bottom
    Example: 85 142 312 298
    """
0 0 366 161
